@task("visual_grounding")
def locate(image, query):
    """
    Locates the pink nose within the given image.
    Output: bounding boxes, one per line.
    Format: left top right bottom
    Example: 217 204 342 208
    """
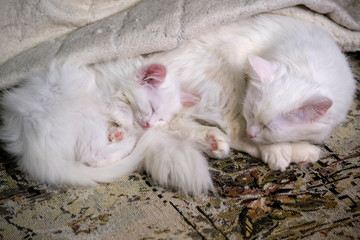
137 117 152 128
246 125 260 139
246 131 256 138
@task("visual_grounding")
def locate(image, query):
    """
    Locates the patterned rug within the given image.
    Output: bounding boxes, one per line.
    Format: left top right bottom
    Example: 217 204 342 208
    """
1 52 359 239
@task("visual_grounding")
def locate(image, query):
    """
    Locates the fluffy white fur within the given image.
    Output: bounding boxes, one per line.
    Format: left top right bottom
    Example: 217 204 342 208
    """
0 55 200 189
0 58 164 185
0 14 355 197
145 14 355 194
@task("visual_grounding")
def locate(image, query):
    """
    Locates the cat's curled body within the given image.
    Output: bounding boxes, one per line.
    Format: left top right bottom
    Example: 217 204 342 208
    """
0 59 146 185
145 14 355 194
0 57 189 186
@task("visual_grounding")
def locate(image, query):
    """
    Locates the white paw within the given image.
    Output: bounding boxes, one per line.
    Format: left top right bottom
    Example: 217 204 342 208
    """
260 144 292 171
205 130 230 159
291 143 320 166
108 126 124 142
86 128 137 168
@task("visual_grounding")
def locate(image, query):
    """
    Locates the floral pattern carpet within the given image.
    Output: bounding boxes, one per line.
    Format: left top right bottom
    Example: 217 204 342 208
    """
0 53 359 239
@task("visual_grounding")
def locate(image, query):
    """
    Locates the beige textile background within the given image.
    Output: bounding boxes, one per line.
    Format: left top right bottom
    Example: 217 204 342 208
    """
0 0 359 89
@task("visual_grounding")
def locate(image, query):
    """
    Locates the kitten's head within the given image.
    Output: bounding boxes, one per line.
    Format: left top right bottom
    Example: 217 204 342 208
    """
243 54 333 144
124 62 199 128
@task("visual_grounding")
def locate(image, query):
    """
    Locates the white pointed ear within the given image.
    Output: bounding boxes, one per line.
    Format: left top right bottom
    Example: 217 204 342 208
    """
285 96 333 122
180 92 200 107
140 64 166 87
247 54 278 83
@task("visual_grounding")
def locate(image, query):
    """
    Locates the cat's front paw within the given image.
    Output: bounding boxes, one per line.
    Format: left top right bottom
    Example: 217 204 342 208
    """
291 143 320 167
205 130 230 159
260 144 292 171
259 142 321 171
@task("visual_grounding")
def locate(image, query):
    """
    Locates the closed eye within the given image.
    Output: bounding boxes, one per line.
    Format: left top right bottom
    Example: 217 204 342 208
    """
244 112 254 122
248 112 254 119
142 103 155 117
263 120 278 131
150 104 155 115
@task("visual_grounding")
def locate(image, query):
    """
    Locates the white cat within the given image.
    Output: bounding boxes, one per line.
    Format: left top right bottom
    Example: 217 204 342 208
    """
0 57 196 186
143 14 355 195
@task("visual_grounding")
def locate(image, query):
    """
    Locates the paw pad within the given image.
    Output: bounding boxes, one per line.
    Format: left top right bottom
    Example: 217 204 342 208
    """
205 132 230 159
208 135 218 150
108 126 124 142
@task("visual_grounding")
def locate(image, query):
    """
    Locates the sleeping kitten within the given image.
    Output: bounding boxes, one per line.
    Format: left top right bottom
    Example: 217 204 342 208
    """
0 57 196 186
143 14 355 195
92 59 199 129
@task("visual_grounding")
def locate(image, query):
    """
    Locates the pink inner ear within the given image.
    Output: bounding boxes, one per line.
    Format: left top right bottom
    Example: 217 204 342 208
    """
141 64 166 87
247 54 278 83
180 92 200 107
285 96 333 122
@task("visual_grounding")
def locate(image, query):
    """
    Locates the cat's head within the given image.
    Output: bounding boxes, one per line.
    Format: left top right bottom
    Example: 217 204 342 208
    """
130 63 199 128
243 54 333 144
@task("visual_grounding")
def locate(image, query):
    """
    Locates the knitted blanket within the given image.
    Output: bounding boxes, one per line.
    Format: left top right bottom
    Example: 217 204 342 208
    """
0 0 359 88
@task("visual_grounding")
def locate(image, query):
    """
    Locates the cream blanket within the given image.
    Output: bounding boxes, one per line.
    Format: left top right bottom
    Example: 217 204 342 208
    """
1 0 359 89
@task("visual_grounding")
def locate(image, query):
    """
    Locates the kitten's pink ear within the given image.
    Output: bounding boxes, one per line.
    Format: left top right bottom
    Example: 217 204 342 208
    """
285 96 333 122
141 64 166 87
180 92 200 107
247 54 278 83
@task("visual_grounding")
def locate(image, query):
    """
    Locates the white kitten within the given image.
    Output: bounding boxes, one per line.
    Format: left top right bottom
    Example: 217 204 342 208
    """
92 59 199 128
144 14 355 194
0 53 200 186
0 57 168 185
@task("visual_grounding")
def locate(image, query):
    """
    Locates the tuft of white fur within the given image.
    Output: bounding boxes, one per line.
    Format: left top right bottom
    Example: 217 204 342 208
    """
140 128 215 196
